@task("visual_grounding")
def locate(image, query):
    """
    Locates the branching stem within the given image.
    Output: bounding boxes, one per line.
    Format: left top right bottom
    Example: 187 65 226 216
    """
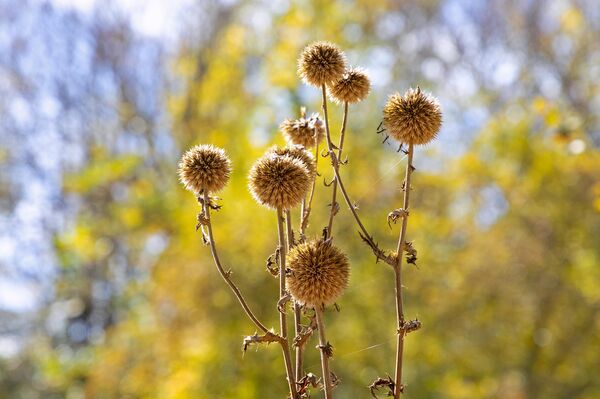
286 210 305 380
203 193 297 399
393 143 414 398
202 191 270 334
315 306 334 399
326 101 348 238
276 208 298 398
301 137 320 238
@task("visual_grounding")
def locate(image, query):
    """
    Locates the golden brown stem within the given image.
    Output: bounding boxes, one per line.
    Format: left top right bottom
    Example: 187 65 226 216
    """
203 192 269 333
326 101 348 238
203 194 297 398
301 137 319 238
276 208 298 398
393 143 414 398
315 306 334 399
285 210 305 380
326 148 393 266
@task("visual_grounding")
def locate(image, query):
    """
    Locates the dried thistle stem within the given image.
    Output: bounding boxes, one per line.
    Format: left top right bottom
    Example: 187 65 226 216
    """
393 143 414 398
276 208 299 398
326 101 348 238
320 87 392 263
204 194 297 398
315 306 334 399
325 148 394 265
286 210 305 380
301 138 319 238
320 84 336 239
202 192 270 334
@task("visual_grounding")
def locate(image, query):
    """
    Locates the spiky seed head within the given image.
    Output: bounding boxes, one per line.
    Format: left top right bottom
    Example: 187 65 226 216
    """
329 67 371 104
267 145 317 180
178 144 231 194
286 239 349 308
382 87 442 145
248 153 311 210
280 113 325 148
298 41 347 87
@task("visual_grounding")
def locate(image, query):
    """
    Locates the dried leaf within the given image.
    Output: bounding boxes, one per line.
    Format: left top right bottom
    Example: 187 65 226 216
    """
242 331 280 354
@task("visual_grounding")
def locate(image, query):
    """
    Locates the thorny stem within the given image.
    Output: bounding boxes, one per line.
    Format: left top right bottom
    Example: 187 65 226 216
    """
202 192 270 334
326 101 348 238
393 143 414 398
276 208 298 398
301 138 319 238
327 150 394 266
315 306 334 399
320 84 336 240
203 194 297 399
286 210 305 380
320 91 388 264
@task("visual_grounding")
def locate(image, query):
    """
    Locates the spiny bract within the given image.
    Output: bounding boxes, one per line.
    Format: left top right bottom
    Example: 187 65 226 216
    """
280 113 325 148
298 41 346 87
267 145 316 180
382 87 442 145
286 239 349 308
329 67 371 104
248 153 311 210
178 144 231 194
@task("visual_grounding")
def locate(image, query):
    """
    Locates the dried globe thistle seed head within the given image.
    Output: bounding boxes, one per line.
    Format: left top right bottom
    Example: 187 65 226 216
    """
248 154 311 210
280 113 326 148
382 87 442 145
329 67 371 104
286 239 349 308
178 144 231 194
298 41 347 87
267 145 317 180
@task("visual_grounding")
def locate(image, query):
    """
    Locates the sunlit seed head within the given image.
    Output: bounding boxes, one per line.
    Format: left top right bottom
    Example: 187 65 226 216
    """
248 153 311 210
329 67 371 104
298 41 347 87
286 239 349 308
280 113 326 148
267 145 317 180
178 144 231 194
382 87 442 145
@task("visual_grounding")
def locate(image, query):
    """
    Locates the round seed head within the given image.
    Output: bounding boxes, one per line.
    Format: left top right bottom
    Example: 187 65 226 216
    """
298 41 347 87
286 239 349 308
248 153 311 210
280 113 325 148
329 67 371 104
178 144 231 194
267 145 317 180
382 87 442 145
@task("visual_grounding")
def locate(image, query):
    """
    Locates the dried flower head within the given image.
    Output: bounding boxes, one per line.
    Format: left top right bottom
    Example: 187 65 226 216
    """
248 153 311 209
178 144 231 194
329 67 371 104
267 145 317 179
298 41 346 87
280 113 325 148
382 87 442 145
286 239 349 307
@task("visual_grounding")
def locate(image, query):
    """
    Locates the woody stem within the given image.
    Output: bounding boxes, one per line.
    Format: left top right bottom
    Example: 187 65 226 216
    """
277 208 298 398
393 143 414 398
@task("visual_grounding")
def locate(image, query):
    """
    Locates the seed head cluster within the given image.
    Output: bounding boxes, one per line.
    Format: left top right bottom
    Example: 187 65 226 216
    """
280 113 325 148
298 41 346 87
248 153 311 210
329 67 371 104
286 239 349 308
267 145 316 180
178 144 231 194
382 87 442 145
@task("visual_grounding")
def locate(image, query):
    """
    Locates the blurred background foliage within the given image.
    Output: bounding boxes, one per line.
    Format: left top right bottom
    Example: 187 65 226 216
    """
0 0 599 398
